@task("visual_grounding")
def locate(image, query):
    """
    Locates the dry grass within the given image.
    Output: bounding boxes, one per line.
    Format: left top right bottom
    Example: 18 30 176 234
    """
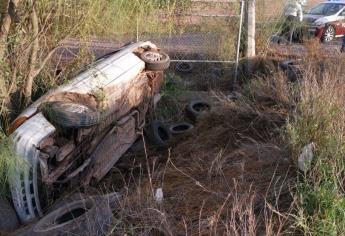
102 52 345 235
101 68 300 235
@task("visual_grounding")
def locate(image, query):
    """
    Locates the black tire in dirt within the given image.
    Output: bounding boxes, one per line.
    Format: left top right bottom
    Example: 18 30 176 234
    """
0 199 19 232
140 51 170 71
321 25 335 43
279 60 302 70
41 101 101 128
279 60 303 81
185 100 211 122
169 122 194 136
32 197 113 236
175 62 194 73
144 120 172 146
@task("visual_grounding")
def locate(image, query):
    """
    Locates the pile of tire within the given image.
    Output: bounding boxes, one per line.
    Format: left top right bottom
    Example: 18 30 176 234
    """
144 100 211 146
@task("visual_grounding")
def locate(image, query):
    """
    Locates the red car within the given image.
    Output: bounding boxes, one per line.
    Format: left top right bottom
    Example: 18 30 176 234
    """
304 0 345 42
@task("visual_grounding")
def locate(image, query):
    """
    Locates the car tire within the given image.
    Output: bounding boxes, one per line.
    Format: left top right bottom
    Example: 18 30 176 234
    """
0 199 19 232
144 120 172 146
185 100 211 122
32 197 113 236
321 25 335 43
41 101 101 128
169 122 194 136
140 51 170 71
279 59 302 70
175 62 194 73
279 60 303 81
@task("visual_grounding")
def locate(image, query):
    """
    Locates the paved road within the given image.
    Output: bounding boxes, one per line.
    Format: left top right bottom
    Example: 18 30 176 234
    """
268 39 343 58
54 33 225 67
54 34 344 69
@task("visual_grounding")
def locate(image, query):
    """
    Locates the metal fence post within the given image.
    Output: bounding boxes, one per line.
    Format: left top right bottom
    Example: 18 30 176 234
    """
233 0 245 91
136 16 139 42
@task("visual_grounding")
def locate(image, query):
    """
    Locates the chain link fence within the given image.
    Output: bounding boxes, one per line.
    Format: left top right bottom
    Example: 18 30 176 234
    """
58 0 244 71
138 0 243 63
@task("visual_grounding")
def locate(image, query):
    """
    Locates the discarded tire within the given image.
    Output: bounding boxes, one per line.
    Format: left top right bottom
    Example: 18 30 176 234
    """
48 192 87 212
32 197 113 236
50 192 121 213
279 60 302 70
269 35 289 45
175 62 193 73
279 60 303 81
185 100 211 122
169 122 194 136
140 51 170 71
41 101 101 128
129 139 145 153
145 120 172 146
0 199 19 232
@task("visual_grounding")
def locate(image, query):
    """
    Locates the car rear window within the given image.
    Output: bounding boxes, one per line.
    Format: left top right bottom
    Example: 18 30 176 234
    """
308 3 345 16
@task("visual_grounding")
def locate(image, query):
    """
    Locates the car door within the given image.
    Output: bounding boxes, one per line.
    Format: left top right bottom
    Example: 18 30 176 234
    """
337 7 345 36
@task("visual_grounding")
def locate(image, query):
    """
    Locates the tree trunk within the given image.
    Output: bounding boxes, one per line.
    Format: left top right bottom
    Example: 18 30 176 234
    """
0 0 19 61
22 2 39 106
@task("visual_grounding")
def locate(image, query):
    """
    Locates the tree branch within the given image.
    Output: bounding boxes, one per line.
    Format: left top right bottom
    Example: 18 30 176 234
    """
31 46 59 79
0 0 19 60
22 1 39 105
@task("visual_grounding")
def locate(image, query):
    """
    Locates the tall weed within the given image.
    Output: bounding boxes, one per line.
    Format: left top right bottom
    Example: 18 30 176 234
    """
287 61 345 235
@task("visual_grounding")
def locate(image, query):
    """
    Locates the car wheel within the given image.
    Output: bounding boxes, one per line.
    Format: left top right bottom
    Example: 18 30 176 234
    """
0 199 19 232
279 60 304 81
41 101 101 128
32 198 113 236
185 100 211 122
321 25 335 43
140 51 170 71
144 120 172 146
175 62 194 73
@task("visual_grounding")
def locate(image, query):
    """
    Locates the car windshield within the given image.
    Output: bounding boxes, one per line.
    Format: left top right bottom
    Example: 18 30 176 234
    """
308 3 345 16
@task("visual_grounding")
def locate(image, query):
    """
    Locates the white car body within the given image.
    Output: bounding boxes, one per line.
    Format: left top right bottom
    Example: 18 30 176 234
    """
9 41 167 223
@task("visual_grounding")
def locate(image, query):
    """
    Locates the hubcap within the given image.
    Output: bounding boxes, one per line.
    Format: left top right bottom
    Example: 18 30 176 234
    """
143 52 162 62
61 103 90 114
324 28 334 42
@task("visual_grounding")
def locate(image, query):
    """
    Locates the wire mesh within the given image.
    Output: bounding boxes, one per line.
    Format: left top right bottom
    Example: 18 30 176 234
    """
138 0 242 63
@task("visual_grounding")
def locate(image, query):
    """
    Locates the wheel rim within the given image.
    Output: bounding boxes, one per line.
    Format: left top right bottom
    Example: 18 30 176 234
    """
60 103 91 114
143 52 163 62
324 27 335 42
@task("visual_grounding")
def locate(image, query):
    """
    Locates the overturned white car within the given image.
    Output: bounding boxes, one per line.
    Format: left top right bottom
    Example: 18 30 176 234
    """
8 41 170 223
